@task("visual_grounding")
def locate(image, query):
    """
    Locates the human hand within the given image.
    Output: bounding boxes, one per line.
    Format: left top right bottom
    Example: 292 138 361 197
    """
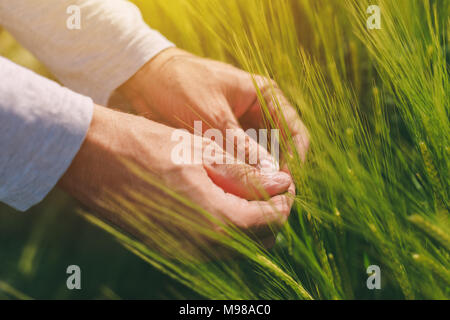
59 105 294 249
117 48 310 163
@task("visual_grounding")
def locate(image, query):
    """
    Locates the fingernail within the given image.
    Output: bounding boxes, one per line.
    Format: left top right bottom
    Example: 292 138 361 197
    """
293 134 309 162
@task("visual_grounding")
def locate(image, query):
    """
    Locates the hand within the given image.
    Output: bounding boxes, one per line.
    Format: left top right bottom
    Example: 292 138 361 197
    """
59 105 294 250
117 48 310 163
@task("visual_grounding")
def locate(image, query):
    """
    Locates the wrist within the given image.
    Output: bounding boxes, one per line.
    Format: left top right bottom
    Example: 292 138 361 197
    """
117 47 189 111
58 104 116 195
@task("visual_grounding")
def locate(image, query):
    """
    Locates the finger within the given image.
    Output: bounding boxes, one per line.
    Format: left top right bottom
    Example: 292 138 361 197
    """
207 179 294 236
274 101 310 162
228 176 295 237
239 75 310 162
232 193 294 237
200 95 281 171
200 100 279 170
189 168 294 239
204 162 292 200
218 126 280 172
211 98 242 132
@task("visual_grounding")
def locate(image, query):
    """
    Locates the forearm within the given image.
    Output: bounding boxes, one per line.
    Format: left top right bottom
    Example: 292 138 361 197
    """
0 0 174 105
0 57 93 211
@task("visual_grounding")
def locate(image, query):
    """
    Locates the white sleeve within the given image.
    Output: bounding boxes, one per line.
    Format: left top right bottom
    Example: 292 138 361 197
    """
0 0 174 105
0 57 93 211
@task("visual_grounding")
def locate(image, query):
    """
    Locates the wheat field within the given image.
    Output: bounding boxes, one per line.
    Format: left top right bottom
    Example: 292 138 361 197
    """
0 0 448 300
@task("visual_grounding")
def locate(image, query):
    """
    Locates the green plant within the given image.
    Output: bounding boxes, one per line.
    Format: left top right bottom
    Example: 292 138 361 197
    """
79 0 449 299
1 0 447 300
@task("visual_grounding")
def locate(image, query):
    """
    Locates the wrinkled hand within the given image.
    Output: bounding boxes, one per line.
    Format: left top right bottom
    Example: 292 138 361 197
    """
59 105 294 249
117 48 310 162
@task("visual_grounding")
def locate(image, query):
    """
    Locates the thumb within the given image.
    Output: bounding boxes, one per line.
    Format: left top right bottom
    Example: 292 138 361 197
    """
204 162 292 201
